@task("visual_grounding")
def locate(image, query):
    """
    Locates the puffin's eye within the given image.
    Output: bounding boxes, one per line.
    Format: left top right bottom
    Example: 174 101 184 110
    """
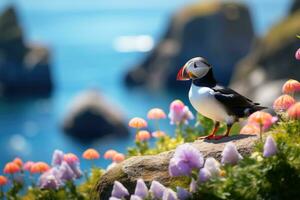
193 62 198 68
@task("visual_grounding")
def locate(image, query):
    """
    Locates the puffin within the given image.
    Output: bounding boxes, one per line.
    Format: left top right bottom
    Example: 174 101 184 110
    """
176 57 266 140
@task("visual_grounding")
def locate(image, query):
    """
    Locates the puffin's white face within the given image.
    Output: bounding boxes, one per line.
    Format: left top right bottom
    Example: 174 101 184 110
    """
177 57 211 80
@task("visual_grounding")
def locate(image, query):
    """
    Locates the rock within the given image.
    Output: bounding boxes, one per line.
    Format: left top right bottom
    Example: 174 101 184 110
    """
0 6 53 96
62 89 129 140
290 0 300 14
230 9 300 106
92 134 258 200
124 1 254 91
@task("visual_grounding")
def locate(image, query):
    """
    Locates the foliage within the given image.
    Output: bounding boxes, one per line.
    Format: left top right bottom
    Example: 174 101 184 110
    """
1 77 300 199
191 120 300 200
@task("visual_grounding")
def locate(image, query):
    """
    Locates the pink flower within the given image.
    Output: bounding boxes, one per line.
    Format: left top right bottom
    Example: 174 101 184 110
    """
23 161 35 172
248 111 274 131
240 124 260 135
147 108 166 120
136 130 151 142
282 79 300 95
104 150 118 160
3 162 20 174
129 117 148 129
287 102 300 120
168 100 194 125
295 48 300 60
64 153 79 165
13 157 23 168
82 148 100 160
30 162 50 174
112 153 125 163
273 95 296 111
0 176 8 186
152 131 166 138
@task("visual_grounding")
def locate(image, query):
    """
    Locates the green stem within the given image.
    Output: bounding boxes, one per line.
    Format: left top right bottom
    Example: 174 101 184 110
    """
29 173 35 187
84 170 89 182
176 123 184 139
0 186 3 200
259 124 263 142
155 120 160 131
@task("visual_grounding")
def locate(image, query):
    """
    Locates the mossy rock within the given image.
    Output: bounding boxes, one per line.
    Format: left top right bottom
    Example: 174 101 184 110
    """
92 135 258 200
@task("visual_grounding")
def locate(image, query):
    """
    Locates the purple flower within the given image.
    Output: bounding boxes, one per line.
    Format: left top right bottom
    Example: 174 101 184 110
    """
109 198 121 200
198 168 212 183
221 142 243 165
204 157 220 176
150 180 165 199
130 195 142 200
168 100 194 125
68 163 82 179
162 188 177 200
170 144 204 176
52 150 64 166
168 158 181 177
189 178 197 193
38 168 62 189
57 161 75 181
263 135 277 157
134 179 148 198
111 181 129 198
176 187 190 200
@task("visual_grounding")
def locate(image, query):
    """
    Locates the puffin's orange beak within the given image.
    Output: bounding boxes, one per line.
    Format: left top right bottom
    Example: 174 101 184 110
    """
176 65 190 81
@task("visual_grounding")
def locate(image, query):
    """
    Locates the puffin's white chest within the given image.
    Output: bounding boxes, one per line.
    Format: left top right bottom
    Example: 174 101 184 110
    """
189 84 229 122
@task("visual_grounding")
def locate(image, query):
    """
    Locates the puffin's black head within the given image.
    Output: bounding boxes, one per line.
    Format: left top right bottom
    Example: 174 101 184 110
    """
177 57 212 81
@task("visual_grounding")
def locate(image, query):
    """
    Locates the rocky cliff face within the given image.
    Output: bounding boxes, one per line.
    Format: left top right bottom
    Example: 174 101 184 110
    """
62 90 129 140
0 6 53 96
124 1 254 91
230 4 300 106
92 135 258 200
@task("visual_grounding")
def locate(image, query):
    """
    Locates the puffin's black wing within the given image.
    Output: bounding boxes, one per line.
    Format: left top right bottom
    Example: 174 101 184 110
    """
212 85 266 117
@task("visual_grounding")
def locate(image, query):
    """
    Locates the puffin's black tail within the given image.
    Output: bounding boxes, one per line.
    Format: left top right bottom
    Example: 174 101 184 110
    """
244 105 268 116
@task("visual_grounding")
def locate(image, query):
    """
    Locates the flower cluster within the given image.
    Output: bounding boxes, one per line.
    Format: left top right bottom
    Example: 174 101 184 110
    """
39 149 82 189
240 79 300 138
109 135 279 200
109 179 189 200
168 100 194 125
128 102 195 156
240 111 276 140
275 79 300 120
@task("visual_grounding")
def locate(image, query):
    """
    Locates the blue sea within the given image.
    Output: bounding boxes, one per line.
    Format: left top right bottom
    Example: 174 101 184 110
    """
0 0 292 170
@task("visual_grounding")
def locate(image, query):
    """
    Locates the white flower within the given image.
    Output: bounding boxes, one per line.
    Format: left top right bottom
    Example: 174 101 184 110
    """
221 142 243 165
204 157 220 176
